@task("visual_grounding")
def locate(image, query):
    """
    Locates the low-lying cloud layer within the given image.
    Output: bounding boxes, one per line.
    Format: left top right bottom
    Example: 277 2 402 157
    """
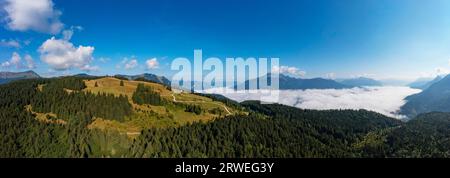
203 86 421 119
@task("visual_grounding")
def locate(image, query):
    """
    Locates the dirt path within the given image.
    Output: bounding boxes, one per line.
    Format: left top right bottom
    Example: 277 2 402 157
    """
172 93 177 102
126 132 141 135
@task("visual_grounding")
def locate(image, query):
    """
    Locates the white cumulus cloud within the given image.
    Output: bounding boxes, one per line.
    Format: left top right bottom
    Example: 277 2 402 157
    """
203 86 421 119
24 54 35 69
98 57 110 63
1 52 20 68
1 52 35 69
61 26 83 40
146 58 159 69
80 65 99 72
3 0 64 34
0 39 20 48
38 35 95 71
325 73 336 79
272 65 306 77
116 57 139 70
125 59 138 70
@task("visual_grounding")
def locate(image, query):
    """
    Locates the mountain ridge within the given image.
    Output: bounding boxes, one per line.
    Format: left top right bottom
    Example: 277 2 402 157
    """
337 77 383 87
115 73 171 86
0 70 41 84
408 76 443 90
241 74 351 90
0 76 449 158
401 74 450 118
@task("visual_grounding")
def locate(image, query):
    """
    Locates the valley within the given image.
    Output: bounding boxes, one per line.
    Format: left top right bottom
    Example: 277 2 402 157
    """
0 73 449 158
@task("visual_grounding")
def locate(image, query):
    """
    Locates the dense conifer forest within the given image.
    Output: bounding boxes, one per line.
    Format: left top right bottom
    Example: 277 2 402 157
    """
132 83 166 106
31 77 132 122
0 77 449 158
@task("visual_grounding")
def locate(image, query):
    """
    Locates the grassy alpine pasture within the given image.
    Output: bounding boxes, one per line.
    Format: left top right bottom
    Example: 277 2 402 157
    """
16 76 242 156
79 77 236 136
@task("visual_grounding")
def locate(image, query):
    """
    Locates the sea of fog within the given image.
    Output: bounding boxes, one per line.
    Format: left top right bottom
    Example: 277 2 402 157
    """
201 86 422 119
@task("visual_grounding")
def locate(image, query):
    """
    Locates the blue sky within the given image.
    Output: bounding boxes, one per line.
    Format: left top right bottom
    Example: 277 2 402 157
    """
1 0 450 81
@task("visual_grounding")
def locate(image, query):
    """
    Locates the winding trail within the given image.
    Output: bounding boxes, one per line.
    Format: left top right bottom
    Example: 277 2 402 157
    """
172 93 177 102
126 132 141 136
171 93 232 115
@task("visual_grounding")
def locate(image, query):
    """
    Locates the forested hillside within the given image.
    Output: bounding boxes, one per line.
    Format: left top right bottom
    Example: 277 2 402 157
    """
378 112 450 157
128 111 399 158
401 74 450 118
31 77 132 122
0 77 449 158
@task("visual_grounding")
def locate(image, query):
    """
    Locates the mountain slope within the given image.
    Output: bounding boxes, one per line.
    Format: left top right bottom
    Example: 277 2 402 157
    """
401 74 450 118
376 112 450 157
129 100 403 158
338 77 382 87
73 73 99 79
242 74 351 90
0 70 40 84
0 76 449 158
408 76 442 90
115 73 171 86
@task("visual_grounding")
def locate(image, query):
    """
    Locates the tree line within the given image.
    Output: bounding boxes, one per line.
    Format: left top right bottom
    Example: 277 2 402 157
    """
31 77 132 122
0 77 449 158
132 83 167 106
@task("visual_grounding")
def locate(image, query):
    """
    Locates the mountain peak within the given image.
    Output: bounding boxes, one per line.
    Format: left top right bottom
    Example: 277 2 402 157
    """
401 73 450 118
0 70 40 78
116 73 171 86
409 75 444 90
0 70 41 84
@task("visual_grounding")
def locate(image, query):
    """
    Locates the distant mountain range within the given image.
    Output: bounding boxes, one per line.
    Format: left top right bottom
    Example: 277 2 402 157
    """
408 76 443 90
242 74 351 90
0 71 171 87
378 79 412 86
73 73 99 78
3 74 450 158
401 74 450 118
115 73 171 86
0 70 41 84
3 70 445 97
337 77 383 87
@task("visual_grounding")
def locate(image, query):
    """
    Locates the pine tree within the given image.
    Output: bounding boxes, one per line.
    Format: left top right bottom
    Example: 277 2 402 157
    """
120 80 124 86
94 82 98 87
132 83 165 105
